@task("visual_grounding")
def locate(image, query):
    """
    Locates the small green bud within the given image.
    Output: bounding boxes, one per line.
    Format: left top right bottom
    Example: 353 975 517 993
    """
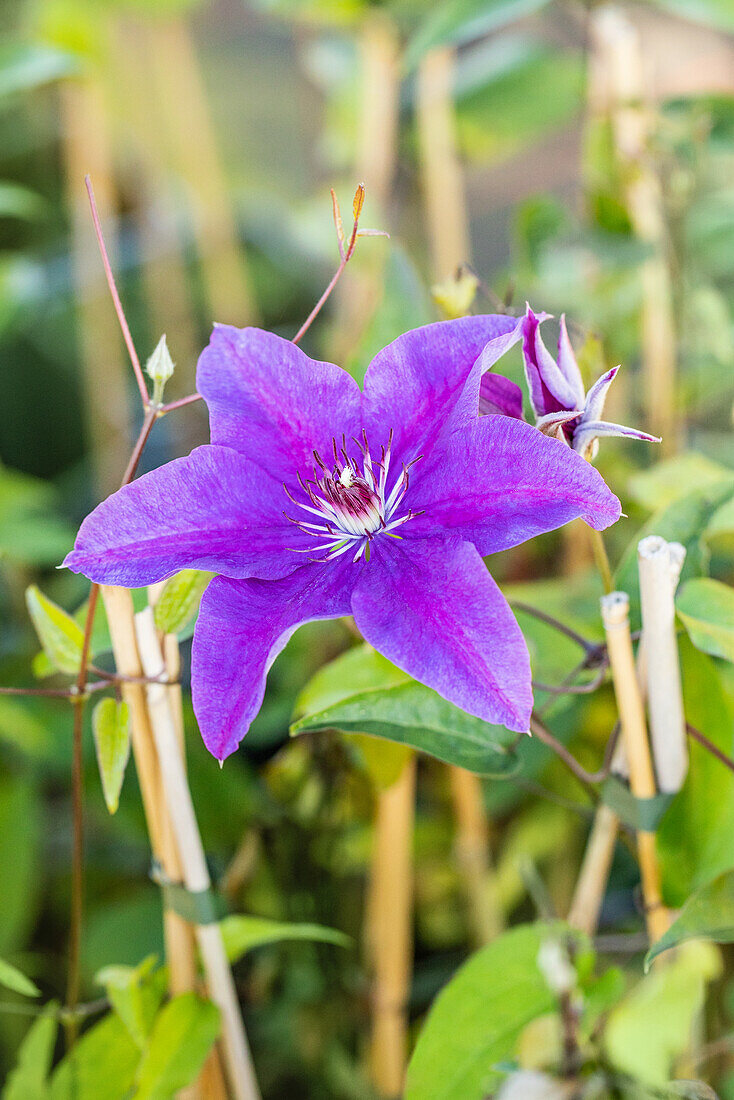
145 335 175 403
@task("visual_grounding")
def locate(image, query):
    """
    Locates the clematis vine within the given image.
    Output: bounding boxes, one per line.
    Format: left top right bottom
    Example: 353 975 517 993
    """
519 305 660 459
65 316 620 761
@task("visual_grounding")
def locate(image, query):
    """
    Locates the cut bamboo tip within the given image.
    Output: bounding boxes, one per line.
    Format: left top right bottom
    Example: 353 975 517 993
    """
637 536 687 794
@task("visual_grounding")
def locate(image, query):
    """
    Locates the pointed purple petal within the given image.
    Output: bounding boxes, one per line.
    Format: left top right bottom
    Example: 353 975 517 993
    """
556 315 586 405
192 559 357 760
478 373 524 419
573 419 662 459
522 306 583 417
63 446 309 586
583 366 618 422
361 315 522 469
351 538 532 732
406 415 621 552
197 325 362 478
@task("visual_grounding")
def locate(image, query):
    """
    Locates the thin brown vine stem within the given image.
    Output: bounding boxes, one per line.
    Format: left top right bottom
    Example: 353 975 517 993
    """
159 392 203 414
63 314 161 1050
85 176 149 407
529 716 600 802
509 600 597 654
686 722 734 775
120 407 157 487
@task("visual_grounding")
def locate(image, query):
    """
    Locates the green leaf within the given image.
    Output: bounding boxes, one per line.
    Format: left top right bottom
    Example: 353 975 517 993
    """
405 0 552 70
220 915 350 965
25 586 84 676
292 645 519 775
627 452 734 512
3 1002 58 1100
646 869 734 968
50 1013 140 1100
605 941 721 1086
133 993 220 1099
0 956 40 997
95 956 164 1049
154 570 212 636
92 699 131 814
676 578 734 663
0 44 79 99
705 494 734 541
657 638 734 904
615 478 734 628
0 697 52 758
0 778 42 954
405 923 559 1099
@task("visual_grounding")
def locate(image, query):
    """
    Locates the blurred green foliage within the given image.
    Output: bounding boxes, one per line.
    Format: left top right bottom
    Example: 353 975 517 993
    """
1 0 734 1096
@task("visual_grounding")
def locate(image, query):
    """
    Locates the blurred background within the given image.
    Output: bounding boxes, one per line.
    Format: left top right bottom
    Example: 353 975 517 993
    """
1 0 734 1096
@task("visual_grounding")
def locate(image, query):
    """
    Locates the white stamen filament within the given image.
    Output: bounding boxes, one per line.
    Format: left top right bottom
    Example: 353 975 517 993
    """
284 432 422 563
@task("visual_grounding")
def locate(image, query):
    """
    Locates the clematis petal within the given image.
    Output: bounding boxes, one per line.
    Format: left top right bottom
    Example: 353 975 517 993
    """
523 306 584 417
351 538 532 733
63 446 309 587
407 414 621 553
192 558 358 760
361 314 523 469
573 419 661 460
197 325 362 478
582 365 618 422
478 372 524 419
556 315 586 404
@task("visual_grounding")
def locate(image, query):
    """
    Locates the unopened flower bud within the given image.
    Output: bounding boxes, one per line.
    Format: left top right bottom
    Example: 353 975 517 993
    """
146 335 175 385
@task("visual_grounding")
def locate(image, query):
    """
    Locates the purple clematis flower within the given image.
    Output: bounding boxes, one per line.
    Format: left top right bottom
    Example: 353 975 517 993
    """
64 316 621 761
521 305 660 459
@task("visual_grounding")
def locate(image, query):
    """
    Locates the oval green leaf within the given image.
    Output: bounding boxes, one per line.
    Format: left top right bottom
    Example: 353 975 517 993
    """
405 923 558 1100
25 585 84 675
292 645 520 776
92 699 131 815
221 915 350 965
676 577 734 663
646 869 734 969
153 570 212 636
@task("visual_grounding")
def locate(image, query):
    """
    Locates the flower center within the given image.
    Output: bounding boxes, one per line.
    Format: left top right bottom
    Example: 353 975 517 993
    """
284 430 422 563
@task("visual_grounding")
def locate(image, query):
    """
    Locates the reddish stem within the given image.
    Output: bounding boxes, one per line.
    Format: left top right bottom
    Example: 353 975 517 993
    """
159 392 203 414
292 184 365 346
85 176 149 407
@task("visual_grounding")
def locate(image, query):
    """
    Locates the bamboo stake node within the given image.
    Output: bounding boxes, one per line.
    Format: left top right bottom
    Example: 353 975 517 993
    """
638 536 688 793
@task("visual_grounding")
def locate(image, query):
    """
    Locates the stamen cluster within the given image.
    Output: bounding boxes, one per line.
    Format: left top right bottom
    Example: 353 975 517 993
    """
285 430 421 562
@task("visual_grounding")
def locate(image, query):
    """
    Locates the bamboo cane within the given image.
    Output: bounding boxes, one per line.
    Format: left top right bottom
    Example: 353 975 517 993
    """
134 607 260 1100
449 768 502 945
368 756 416 1099
142 17 258 327
590 7 677 452
415 47 471 281
638 537 688 793
329 12 400 364
568 541 686 933
600 591 671 945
